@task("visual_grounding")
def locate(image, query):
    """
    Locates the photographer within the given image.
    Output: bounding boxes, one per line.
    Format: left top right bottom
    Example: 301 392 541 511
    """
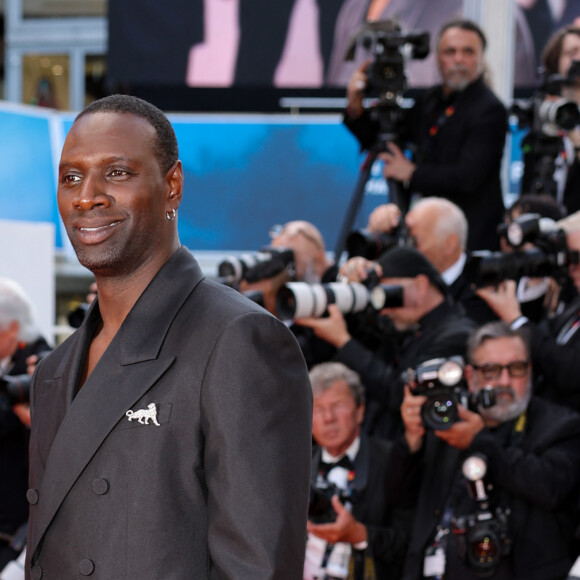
230 220 335 317
476 209 580 413
354 197 498 325
390 322 580 579
0 278 51 570
540 25 580 214
296 246 474 439
305 362 413 580
345 19 507 251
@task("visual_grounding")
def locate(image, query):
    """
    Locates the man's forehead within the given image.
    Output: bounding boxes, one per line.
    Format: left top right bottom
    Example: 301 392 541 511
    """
473 336 527 361
439 27 483 49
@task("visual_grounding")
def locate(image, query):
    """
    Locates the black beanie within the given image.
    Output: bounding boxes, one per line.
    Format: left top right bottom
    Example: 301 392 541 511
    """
376 247 448 296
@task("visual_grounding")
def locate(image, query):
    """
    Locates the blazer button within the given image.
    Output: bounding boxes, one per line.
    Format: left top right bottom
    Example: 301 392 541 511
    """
434 509 441 517
27 489 39 504
30 564 43 579
79 558 95 576
91 478 110 495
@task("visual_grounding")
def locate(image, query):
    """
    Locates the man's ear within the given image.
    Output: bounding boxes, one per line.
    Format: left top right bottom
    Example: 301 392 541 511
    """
166 160 184 210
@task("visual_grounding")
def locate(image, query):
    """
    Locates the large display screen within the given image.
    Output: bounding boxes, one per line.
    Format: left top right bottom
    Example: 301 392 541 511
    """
108 0 580 100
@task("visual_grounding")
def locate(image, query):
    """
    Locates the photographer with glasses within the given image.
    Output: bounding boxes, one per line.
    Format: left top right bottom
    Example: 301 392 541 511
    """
389 321 580 579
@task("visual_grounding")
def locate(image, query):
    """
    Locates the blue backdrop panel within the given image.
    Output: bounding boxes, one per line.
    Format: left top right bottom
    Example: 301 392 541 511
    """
172 116 366 251
0 108 61 246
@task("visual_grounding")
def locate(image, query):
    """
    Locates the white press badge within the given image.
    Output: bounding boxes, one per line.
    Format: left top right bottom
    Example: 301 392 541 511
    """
126 403 161 426
423 546 446 577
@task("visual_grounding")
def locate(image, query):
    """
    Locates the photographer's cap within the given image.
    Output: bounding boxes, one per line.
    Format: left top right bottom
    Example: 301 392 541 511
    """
377 247 449 296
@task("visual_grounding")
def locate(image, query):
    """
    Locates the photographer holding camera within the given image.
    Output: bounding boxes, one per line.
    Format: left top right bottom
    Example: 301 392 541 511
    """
390 321 580 579
539 24 580 214
305 362 412 580
351 196 498 325
345 19 507 251
0 278 51 570
296 246 474 439
476 209 580 414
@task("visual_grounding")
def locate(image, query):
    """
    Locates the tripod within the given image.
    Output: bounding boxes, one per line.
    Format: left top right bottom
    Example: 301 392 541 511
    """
334 107 408 261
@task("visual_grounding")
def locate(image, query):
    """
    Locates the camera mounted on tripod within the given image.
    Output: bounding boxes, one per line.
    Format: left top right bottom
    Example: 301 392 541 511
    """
344 19 430 109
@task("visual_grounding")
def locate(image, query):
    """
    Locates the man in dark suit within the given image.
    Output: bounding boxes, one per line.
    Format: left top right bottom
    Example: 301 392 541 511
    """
391 321 580 579
344 19 508 251
25 95 313 579
305 362 411 579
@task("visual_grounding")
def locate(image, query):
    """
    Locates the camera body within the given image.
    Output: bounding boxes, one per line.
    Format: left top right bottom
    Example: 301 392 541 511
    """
454 454 512 576
346 223 412 260
308 480 352 525
403 357 496 431
466 213 579 287
510 66 580 195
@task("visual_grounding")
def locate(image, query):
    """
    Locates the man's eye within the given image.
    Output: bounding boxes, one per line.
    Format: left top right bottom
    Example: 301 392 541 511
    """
109 169 128 177
62 174 81 184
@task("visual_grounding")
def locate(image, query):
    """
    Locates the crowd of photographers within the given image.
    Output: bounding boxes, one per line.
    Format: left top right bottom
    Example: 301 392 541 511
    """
216 16 580 580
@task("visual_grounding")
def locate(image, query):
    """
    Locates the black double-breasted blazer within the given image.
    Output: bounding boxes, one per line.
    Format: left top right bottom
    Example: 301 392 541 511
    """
26 247 313 579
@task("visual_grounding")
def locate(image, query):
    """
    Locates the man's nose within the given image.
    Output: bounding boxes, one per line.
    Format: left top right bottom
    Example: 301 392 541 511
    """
73 176 110 210
321 408 336 422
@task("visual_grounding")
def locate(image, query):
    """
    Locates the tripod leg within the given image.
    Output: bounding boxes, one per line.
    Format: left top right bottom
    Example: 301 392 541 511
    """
333 150 378 260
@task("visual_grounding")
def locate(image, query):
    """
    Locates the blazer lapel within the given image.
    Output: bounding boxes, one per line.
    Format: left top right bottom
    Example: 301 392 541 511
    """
30 247 204 558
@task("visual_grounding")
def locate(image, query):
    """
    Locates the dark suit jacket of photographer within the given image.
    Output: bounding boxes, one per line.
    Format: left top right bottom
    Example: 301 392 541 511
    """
344 76 508 251
387 397 580 580
334 299 475 440
26 247 313 579
523 293 580 414
311 434 413 579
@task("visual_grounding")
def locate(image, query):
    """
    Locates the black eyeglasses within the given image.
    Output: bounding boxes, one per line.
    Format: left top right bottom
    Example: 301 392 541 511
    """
472 361 529 380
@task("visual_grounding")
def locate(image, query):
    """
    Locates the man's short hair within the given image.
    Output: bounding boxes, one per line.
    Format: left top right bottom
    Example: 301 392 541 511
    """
0 277 40 343
467 321 530 363
412 197 468 250
437 18 487 51
557 210 580 234
75 94 179 174
309 362 365 407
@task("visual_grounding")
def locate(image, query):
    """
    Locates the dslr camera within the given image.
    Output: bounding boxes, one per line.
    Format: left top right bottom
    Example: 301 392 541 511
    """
308 480 353 525
510 63 580 196
465 213 579 287
454 454 511 577
402 357 496 431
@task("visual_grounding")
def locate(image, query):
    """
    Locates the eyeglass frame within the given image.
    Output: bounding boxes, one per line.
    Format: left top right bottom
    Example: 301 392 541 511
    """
471 360 530 380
